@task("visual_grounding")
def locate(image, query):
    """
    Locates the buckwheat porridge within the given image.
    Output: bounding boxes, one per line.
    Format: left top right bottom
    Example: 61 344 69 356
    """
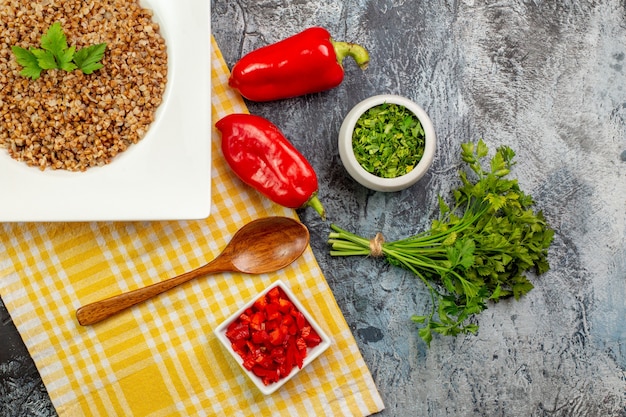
0 0 167 171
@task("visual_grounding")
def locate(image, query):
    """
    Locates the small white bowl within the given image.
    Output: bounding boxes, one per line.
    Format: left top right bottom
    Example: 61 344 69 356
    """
214 280 331 395
338 94 436 192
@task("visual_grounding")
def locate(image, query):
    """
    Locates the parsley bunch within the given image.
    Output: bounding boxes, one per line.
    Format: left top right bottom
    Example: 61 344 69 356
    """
328 140 554 346
11 22 107 80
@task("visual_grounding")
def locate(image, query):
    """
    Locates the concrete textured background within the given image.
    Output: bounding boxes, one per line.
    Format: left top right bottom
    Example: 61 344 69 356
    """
2 1 626 416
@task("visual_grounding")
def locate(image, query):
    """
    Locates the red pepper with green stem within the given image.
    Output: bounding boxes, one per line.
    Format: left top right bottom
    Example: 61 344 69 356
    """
215 113 326 219
229 27 370 102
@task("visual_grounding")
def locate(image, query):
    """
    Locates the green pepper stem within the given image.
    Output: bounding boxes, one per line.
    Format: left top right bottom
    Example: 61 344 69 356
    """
331 39 370 70
304 194 326 220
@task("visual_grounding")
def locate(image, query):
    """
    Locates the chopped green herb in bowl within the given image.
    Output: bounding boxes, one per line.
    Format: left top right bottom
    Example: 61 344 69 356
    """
352 102 425 178
339 95 436 192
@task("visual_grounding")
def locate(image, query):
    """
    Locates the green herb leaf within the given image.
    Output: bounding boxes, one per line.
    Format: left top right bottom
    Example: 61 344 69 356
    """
40 22 69 55
476 139 489 158
31 48 58 70
417 326 433 347
73 43 107 74
11 46 43 79
11 22 106 78
57 46 77 72
37 23 78 72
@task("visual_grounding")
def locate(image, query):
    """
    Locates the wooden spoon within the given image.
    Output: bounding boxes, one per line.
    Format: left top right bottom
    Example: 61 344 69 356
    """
76 216 310 326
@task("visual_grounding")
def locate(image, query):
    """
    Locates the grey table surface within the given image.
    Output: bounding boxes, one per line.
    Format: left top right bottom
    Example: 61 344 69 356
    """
2 1 626 416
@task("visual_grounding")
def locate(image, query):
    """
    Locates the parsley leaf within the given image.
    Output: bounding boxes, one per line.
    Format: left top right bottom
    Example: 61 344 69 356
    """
31 48 58 70
11 46 43 79
57 46 78 72
40 22 70 60
11 22 106 79
73 43 107 74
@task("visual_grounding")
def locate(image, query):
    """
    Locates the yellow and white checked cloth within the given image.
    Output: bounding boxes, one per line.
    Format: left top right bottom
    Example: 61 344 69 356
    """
0 37 384 417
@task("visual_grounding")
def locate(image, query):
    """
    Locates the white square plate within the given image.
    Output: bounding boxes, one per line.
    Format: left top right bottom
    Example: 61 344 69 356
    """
0 0 211 222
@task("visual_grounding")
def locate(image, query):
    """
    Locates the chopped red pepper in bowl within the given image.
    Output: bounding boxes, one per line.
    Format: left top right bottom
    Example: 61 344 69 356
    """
214 280 331 395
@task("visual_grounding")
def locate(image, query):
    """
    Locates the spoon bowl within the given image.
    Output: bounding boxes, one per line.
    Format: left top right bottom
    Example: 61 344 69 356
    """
221 216 310 274
76 216 309 325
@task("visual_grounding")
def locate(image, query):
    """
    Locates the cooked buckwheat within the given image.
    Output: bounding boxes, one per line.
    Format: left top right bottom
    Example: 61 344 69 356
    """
0 0 168 171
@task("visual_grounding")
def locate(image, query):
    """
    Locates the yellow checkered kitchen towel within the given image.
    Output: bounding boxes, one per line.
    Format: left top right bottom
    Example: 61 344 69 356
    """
0 36 384 417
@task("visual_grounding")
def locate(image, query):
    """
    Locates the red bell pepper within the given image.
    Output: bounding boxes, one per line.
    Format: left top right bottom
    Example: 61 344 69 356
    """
228 27 370 102
215 113 326 219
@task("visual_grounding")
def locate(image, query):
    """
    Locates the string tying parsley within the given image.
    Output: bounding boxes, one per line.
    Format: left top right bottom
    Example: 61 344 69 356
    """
11 22 107 80
369 233 385 257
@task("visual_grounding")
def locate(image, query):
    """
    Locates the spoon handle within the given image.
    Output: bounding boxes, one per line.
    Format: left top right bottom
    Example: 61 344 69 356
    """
76 257 233 326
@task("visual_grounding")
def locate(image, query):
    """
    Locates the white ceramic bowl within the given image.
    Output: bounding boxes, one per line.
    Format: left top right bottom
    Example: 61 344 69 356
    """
214 280 331 395
338 94 436 192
